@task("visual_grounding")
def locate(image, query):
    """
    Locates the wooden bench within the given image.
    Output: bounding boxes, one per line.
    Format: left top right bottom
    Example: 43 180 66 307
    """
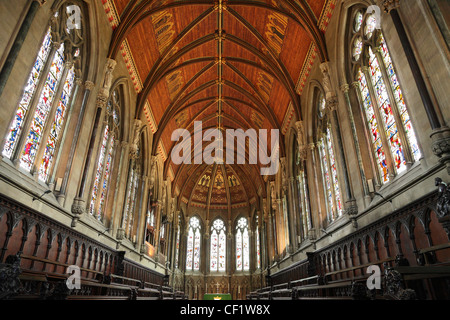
257 286 272 300
418 242 450 265
270 283 291 300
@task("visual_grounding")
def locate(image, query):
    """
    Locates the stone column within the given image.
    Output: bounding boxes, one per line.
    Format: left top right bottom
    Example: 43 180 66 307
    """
57 80 95 204
341 83 371 207
71 59 116 227
0 0 47 97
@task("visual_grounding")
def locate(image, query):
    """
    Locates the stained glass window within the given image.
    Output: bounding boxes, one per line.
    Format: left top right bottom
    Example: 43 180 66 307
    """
354 11 363 32
318 94 343 222
298 170 312 237
210 219 226 272
319 140 333 220
175 217 181 269
357 68 389 182
365 13 377 39
3 28 53 159
123 162 140 238
353 36 363 61
378 33 421 161
255 215 260 269
352 9 421 184
89 88 121 221
186 217 201 271
39 66 76 181
2 7 82 184
236 217 250 271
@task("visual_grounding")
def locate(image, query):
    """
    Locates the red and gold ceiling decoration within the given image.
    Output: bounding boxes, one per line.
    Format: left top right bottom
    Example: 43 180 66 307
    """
100 0 336 211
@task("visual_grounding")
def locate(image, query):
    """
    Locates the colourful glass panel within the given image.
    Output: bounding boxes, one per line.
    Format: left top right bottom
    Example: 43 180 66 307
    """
364 14 377 39
256 226 261 269
326 128 342 218
378 33 421 161
175 227 180 269
193 228 201 270
89 125 109 217
96 134 115 220
368 47 406 174
38 66 76 181
357 68 389 182
211 219 226 272
353 36 363 61
186 228 194 270
218 229 226 271
210 231 218 271
243 227 249 271
300 171 311 235
320 143 334 219
3 28 52 159
354 11 363 32
20 44 65 171
236 230 242 270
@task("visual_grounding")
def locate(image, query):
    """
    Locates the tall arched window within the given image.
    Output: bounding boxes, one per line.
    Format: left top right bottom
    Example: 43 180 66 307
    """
2 4 84 184
351 9 421 184
174 213 181 269
122 135 143 240
236 217 250 271
293 137 312 240
186 216 201 271
88 87 121 221
255 214 261 269
145 201 156 245
210 218 226 272
318 93 343 222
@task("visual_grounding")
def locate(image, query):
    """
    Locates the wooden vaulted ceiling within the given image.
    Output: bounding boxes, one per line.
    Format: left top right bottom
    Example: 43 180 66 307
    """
108 0 329 209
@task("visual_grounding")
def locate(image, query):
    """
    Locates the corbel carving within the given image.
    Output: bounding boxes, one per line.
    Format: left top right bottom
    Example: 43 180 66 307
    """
380 0 400 13
129 119 144 159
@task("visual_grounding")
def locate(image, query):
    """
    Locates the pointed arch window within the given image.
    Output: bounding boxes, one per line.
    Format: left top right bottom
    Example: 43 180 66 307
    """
255 215 261 269
89 88 121 221
145 202 156 245
236 217 250 271
175 214 181 269
318 93 343 221
186 216 201 271
2 6 84 184
122 137 143 240
351 10 421 184
294 137 312 239
210 218 226 272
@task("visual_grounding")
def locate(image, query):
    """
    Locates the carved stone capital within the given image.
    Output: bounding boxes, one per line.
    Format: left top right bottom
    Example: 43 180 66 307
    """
380 0 400 13
340 84 350 94
326 96 339 113
431 127 450 175
34 0 47 6
70 198 85 228
98 58 117 100
85 80 95 91
116 228 126 241
71 198 85 215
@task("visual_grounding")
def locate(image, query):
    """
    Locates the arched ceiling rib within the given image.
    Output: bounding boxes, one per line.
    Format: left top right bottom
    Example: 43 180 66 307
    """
109 0 329 207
